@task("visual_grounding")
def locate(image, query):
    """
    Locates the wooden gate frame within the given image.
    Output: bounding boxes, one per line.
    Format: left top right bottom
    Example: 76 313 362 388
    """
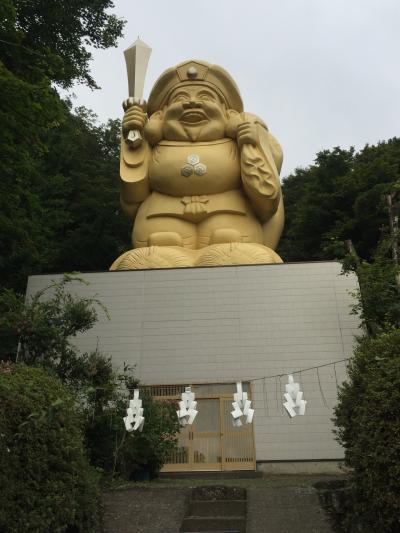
144 383 256 472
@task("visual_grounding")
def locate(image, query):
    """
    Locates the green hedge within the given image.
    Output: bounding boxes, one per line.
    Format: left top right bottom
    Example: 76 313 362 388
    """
0 363 100 532
334 329 400 532
84 392 180 480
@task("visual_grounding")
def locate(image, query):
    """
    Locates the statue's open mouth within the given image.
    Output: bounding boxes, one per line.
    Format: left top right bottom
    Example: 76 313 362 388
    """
180 110 208 124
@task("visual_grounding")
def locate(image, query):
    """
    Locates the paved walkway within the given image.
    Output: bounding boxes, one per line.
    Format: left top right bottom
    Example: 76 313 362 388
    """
102 487 187 533
247 486 332 532
102 476 335 532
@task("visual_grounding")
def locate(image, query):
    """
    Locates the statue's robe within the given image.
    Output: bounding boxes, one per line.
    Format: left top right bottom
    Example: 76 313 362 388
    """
120 117 284 250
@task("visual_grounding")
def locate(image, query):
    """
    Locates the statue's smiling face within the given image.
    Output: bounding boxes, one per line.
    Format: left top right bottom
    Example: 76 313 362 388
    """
162 85 228 142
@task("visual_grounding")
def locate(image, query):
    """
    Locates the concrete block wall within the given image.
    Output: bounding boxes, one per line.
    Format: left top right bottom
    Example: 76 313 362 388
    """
27 261 360 462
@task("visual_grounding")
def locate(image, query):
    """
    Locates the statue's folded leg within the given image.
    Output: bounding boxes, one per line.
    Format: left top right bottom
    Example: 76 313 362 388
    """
110 210 198 270
195 213 282 266
133 202 197 248
209 228 242 245
197 212 264 248
148 232 183 247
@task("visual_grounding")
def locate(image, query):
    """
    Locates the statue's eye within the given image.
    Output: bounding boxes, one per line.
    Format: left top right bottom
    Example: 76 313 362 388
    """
172 94 189 103
198 93 216 102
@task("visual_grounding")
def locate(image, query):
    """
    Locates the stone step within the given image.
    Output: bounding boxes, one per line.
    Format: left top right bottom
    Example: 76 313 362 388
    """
188 499 246 517
180 516 246 533
160 471 261 480
191 486 246 501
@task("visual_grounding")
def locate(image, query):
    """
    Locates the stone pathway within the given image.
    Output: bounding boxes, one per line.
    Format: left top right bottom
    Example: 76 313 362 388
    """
102 476 335 532
247 486 332 532
102 488 187 533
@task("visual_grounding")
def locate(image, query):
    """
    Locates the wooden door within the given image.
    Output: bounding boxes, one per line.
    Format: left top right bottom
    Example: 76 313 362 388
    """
150 383 255 472
220 396 256 471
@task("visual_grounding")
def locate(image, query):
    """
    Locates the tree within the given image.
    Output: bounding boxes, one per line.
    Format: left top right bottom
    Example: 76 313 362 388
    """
332 170 400 530
1 1 124 89
0 58 65 290
38 106 131 274
278 139 400 262
0 1 125 291
334 330 400 532
0 274 106 377
342 237 400 336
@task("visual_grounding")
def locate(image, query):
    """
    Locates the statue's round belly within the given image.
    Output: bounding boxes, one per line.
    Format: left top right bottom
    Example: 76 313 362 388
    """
149 139 241 196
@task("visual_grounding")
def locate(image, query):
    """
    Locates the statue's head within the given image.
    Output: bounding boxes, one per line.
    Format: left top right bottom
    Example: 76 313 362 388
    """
144 60 243 143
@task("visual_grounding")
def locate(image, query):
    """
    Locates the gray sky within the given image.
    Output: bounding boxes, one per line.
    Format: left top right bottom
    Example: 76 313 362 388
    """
69 0 400 177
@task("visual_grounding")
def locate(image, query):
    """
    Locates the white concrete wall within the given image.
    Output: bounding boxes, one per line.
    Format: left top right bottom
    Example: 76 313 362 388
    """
27 261 360 461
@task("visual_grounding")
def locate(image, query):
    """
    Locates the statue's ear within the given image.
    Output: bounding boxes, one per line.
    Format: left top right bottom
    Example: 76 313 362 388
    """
225 109 241 139
144 110 164 145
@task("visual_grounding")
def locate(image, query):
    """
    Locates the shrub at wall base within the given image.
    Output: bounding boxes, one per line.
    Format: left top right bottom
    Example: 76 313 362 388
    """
334 329 400 533
116 395 180 480
0 363 100 532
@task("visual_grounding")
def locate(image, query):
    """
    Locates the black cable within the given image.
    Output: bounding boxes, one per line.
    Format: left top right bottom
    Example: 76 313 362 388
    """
317 367 329 408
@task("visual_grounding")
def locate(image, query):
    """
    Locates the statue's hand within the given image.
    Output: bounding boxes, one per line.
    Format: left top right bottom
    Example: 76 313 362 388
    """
122 98 148 147
237 120 259 149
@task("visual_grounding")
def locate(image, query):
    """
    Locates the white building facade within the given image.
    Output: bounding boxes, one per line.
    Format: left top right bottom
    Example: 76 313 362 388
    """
27 261 360 472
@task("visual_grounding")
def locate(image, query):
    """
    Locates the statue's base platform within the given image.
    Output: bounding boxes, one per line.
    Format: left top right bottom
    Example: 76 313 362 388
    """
110 243 282 270
27 261 359 465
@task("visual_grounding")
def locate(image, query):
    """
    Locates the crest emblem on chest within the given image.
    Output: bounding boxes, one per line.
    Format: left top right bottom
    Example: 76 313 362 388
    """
181 154 207 177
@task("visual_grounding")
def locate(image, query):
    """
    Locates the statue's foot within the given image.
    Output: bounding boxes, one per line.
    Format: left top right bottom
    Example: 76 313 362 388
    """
195 243 283 267
110 246 194 270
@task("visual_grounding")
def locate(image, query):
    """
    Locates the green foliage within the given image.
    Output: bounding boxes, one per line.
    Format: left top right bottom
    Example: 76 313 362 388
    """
0 1 127 292
86 386 180 480
0 274 106 380
119 396 180 478
278 139 400 262
38 106 130 276
0 60 65 290
331 170 400 530
342 238 400 335
0 97 130 292
0 276 179 480
334 329 400 532
0 363 100 532
81 363 180 480
1 0 125 89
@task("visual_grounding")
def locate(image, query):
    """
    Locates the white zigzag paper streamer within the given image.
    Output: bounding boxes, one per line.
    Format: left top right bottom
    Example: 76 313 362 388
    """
231 382 254 426
177 387 198 427
283 375 307 417
123 389 145 432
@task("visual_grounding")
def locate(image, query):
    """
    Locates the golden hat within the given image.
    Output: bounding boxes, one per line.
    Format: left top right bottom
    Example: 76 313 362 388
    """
147 60 243 115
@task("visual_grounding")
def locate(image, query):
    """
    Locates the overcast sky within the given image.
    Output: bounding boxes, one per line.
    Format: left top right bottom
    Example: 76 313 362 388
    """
69 0 400 177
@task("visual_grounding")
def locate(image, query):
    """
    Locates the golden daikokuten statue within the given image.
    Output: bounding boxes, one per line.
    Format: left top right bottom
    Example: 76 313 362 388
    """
111 58 284 270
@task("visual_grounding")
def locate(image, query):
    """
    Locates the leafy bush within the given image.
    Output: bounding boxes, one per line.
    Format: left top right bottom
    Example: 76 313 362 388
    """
0 276 179 481
0 363 100 532
115 394 179 479
84 367 180 480
0 273 105 376
334 329 400 532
